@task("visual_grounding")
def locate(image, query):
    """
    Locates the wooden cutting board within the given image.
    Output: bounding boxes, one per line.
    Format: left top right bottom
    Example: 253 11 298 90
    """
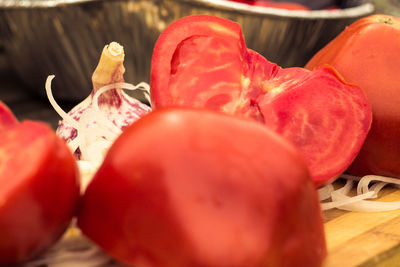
323 187 400 267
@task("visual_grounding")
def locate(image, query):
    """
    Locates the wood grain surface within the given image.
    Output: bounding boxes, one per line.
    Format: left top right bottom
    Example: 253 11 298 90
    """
323 188 400 267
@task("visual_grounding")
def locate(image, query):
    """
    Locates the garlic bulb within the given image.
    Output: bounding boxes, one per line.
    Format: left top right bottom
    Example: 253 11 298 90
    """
46 42 151 189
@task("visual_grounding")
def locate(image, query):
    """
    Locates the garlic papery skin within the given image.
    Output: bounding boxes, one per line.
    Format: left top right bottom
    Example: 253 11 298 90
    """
319 174 400 212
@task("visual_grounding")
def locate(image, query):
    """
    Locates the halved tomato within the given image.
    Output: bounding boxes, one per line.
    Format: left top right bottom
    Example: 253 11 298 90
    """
78 108 326 267
150 15 372 186
0 120 80 265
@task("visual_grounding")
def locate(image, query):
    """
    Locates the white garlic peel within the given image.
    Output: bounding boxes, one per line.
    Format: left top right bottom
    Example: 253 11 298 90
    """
319 174 400 212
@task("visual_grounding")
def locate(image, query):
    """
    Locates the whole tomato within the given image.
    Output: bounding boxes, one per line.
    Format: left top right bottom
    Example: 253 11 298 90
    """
306 14 400 178
78 108 326 267
0 116 80 265
150 15 372 187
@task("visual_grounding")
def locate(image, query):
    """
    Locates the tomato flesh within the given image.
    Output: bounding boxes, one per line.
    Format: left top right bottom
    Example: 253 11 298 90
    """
169 35 243 112
306 14 400 178
78 108 326 267
0 121 80 265
151 15 372 186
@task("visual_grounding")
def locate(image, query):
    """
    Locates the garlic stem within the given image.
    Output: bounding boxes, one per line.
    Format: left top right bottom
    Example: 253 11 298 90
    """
92 42 125 93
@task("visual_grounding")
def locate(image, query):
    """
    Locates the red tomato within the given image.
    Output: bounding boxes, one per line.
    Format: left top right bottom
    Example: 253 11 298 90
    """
229 0 309 10
0 120 80 265
78 108 326 267
150 15 372 187
306 15 400 178
0 101 18 132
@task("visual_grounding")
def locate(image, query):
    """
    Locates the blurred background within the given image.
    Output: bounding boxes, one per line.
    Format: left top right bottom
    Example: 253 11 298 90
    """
0 0 397 129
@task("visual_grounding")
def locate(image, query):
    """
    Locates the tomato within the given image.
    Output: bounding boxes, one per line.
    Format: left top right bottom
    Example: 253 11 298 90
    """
78 108 326 267
229 0 309 10
306 14 400 178
150 15 372 187
0 120 80 265
0 101 18 132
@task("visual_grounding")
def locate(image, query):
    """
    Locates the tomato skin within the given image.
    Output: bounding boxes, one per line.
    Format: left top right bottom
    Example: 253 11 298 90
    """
0 101 18 133
78 108 326 267
306 14 400 178
0 121 80 265
150 15 372 187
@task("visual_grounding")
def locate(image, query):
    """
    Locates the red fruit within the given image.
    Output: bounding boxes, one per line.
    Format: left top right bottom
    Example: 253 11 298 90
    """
0 101 18 132
306 14 400 178
150 15 372 186
0 121 80 265
229 0 309 10
78 108 326 267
